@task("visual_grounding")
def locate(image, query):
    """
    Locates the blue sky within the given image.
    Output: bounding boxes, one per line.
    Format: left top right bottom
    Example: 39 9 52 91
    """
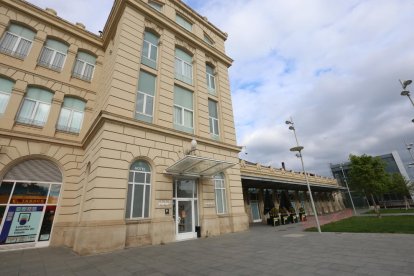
27 0 414 177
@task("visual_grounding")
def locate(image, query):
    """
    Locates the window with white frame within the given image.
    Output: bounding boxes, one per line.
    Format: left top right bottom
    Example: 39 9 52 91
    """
0 77 14 115
0 24 35 59
214 173 227 214
136 70 156 123
175 48 192 85
16 87 53 127
206 64 216 93
72 51 96 81
176 14 192 31
208 99 219 139
38 39 68 71
142 31 159 69
148 1 163 11
126 160 151 219
173 85 193 133
56 97 86 133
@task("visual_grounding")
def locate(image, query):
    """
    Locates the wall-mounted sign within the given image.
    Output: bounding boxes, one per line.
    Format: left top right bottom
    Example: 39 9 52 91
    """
0 206 44 245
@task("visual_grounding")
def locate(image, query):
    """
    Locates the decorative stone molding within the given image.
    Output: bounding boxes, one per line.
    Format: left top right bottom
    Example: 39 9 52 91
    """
175 37 195 55
144 20 162 36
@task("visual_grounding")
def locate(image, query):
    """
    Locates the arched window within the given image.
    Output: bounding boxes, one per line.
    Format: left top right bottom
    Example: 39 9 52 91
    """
214 173 227 214
72 51 96 81
142 31 159 69
57 97 86 133
0 23 35 59
175 48 192 85
0 77 14 115
38 39 68 71
126 160 151 219
17 87 53 127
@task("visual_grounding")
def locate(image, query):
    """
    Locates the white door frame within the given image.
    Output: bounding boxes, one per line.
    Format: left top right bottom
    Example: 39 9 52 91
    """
173 179 198 241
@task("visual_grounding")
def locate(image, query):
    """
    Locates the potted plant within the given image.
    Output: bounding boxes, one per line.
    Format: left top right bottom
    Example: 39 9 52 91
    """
269 207 280 226
289 207 298 223
299 207 307 221
280 207 289 225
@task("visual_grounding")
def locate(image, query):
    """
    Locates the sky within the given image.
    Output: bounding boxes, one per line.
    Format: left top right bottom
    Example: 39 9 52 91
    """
26 0 414 177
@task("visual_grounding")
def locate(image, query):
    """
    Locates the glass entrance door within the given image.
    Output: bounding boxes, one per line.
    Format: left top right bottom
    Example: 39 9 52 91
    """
173 180 198 240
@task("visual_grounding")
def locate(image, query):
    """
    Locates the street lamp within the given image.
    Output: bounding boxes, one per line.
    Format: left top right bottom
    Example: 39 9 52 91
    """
339 163 357 215
399 79 414 107
286 118 321 233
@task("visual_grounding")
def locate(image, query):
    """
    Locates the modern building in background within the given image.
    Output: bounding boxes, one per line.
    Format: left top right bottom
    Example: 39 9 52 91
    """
330 151 411 207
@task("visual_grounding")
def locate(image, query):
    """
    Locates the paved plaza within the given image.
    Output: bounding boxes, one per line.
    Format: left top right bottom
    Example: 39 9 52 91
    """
1 220 414 276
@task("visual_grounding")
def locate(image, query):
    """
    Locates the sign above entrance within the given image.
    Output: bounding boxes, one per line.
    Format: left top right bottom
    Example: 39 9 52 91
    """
165 155 235 178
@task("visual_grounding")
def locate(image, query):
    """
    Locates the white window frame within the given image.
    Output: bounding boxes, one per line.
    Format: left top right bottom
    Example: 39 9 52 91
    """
207 71 216 93
174 104 193 129
56 107 84 134
136 91 154 117
0 90 11 115
175 57 193 85
38 46 67 71
127 167 151 219
72 58 95 82
209 100 219 138
214 176 227 214
17 98 51 127
0 31 33 59
143 39 158 63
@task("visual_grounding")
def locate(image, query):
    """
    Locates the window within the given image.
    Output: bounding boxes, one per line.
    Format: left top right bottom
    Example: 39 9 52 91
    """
208 100 219 139
206 64 216 93
38 39 68 71
214 173 227 214
136 71 156 123
174 85 193 133
0 77 14 115
72 51 96 81
126 160 151 219
176 14 192 31
148 1 162 11
175 48 192 85
16 87 53 127
204 34 214 45
56 97 86 133
142 31 159 69
0 24 35 59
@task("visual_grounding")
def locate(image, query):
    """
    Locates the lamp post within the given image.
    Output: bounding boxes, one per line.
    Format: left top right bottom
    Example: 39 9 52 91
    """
339 163 357 215
399 79 414 107
286 118 321 233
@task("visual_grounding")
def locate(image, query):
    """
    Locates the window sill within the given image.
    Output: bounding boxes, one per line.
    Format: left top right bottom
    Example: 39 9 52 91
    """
125 218 152 225
37 62 63 73
15 121 44 129
55 129 80 136
0 50 26 60
71 74 92 83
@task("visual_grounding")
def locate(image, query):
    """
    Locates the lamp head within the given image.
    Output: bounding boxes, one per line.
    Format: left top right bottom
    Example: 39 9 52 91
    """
288 126 295 130
285 120 292 125
401 90 410 96
290 146 304 152
190 138 197 151
399 79 412 90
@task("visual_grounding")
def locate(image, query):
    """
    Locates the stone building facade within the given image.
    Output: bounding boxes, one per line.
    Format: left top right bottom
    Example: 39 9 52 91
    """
0 0 248 255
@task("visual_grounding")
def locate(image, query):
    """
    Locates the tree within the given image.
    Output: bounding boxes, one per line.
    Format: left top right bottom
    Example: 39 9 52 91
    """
387 173 409 197
348 154 390 216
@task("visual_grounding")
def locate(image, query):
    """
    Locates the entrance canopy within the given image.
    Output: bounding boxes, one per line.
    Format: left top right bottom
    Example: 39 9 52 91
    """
165 155 235 178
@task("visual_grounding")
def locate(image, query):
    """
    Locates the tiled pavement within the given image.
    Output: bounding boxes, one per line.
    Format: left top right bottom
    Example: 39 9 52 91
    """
1 219 414 275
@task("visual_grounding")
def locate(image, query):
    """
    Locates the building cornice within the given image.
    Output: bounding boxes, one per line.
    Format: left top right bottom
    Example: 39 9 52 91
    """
4 0 102 48
102 0 233 67
82 111 242 153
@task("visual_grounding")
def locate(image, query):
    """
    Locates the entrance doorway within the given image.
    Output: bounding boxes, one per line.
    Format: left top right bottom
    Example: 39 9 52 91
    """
173 179 198 240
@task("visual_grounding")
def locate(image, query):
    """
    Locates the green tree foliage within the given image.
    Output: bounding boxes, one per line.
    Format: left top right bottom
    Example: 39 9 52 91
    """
348 154 389 196
388 173 409 197
349 154 390 216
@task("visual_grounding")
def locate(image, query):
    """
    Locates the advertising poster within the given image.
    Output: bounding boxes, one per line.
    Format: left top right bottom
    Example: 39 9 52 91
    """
0 206 44 245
